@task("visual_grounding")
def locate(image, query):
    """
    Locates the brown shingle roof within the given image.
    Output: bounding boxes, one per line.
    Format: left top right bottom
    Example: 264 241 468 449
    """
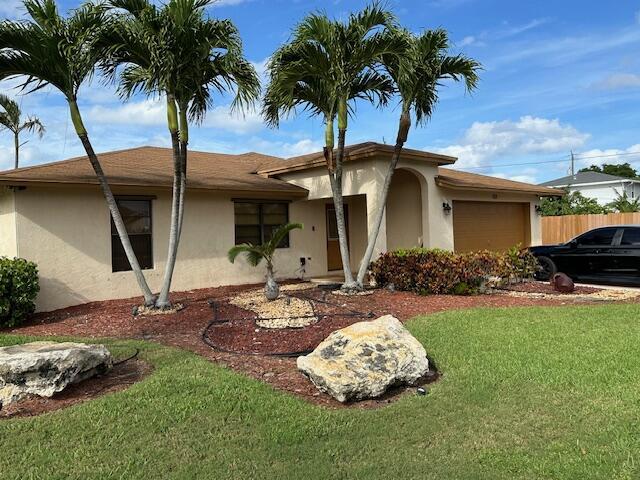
258 141 457 175
0 146 307 197
0 144 561 198
436 167 563 197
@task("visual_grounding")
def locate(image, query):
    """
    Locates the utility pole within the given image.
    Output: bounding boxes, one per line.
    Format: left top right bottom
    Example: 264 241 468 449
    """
570 150 575 177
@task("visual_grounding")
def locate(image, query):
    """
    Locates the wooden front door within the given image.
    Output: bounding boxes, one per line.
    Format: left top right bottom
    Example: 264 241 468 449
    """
326 204 349 271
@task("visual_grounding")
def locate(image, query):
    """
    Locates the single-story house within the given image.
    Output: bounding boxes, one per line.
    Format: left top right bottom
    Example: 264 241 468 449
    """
540 171 640 205
0 142 561 312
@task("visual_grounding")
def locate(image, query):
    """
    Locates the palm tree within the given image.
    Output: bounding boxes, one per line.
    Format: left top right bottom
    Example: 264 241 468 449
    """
0 0 155 305
103 0 260 309
607 189 640 213
263 3 400 291
228 223 303 301
0 93 45 169
355 28 481 287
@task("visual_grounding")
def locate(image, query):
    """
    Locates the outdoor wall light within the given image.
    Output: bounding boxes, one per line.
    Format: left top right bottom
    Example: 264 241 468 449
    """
442 202 452 214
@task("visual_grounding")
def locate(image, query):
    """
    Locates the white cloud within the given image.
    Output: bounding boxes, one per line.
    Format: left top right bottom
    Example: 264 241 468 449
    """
247 137 322 158
86 99 264 134
501 18 551 37
493 170 538 184
457 36 485 48
432 116 590 168
211 0 248 6
574 144 640 169
591 73 640 90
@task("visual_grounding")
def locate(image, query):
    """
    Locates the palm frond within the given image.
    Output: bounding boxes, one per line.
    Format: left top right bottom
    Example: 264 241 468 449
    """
265 223 303 254
20 117 45 137
227 244 265 267
0 94 21 131
0 1 109 99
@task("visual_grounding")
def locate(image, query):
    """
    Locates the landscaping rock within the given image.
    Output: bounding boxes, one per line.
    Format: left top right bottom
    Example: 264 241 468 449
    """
551 273 575 293
297 315 429 402
0 341 112 406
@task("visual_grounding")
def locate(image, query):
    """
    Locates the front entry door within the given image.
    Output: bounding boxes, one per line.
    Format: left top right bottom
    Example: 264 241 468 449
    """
326 204 349 271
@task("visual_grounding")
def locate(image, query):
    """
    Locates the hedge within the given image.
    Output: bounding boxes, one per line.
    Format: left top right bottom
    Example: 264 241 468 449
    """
370 246 537 295
0 257 39 328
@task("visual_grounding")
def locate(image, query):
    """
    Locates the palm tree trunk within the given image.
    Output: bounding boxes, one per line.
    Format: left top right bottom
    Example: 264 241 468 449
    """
356 112 411 287
332 126 357 290
14 132 19 169
176 141 187 241
155 131 182 308
68 99 155 306
156 97 183 309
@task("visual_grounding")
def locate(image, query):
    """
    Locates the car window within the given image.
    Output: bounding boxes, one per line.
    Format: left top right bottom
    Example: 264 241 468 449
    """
576 228 618 246
620 228 640 246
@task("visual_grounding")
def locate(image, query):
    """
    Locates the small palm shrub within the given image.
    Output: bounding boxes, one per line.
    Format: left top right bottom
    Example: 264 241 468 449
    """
370 247 536 295
0 257 39 328
228 223 303 300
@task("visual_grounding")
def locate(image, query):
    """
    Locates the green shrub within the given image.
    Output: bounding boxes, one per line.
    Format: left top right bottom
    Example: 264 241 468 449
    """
0 257 39 328
370 246 537 295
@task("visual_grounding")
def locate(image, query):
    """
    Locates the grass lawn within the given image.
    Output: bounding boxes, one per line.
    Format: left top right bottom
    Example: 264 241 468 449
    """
1 304 639 479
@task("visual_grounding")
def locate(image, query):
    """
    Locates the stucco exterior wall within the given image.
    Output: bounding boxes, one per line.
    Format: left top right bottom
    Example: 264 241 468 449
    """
386 169 423 250
0 187 17 257
13 185 329 312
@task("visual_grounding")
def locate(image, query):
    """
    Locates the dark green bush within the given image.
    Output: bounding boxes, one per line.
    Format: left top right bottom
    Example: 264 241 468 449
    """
370 246 537 295
0 257 39 328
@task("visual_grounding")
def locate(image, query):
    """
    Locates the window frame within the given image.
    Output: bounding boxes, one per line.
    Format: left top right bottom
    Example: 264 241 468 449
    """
233 199 291 248
620 227 640 246
111 196 154 273
575 227 620 247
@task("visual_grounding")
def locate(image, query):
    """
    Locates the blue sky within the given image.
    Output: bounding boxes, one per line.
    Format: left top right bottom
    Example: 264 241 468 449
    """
1 0 640 184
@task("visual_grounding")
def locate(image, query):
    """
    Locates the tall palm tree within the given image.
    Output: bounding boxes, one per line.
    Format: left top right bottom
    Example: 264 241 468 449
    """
104 0 260 309
263 3 400 291
0 0 155 305
355 28 481 287
0 93 45 169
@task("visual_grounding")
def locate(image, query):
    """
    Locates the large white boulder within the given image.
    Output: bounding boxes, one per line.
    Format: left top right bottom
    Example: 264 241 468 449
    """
0 341 112 406
297 315 429 402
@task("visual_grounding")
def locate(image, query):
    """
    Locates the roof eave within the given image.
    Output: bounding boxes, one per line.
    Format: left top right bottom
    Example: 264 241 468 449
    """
258 146 456 177
436 177 564 197
0 178 309 198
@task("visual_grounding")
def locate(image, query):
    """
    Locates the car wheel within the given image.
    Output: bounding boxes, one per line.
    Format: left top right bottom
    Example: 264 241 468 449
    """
535 256 557 281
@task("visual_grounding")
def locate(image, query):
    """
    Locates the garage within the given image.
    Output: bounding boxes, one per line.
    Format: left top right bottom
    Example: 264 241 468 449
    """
453 201 531 252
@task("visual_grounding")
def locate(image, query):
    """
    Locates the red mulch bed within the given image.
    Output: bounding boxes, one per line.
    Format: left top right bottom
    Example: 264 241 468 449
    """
0 359 151 419
3 282 633 408
502 281 602 295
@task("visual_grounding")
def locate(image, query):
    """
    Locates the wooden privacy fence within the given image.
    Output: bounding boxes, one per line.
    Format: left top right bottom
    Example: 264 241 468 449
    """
541 213 640 244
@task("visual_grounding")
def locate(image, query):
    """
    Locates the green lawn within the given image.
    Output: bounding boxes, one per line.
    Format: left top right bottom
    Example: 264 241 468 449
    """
1 304 639 479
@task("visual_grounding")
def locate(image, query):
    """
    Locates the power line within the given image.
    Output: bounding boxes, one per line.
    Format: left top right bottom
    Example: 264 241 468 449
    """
463 150 640 171
573 150 640 161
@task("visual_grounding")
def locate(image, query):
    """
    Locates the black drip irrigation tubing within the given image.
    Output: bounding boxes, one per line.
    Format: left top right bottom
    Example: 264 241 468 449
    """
113 348 140 367
201 294 376 358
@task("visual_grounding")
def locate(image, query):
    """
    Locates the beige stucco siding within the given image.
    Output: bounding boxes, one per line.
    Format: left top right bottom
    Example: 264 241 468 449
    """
0 187 17 257
386 169 423 251
13 185 328 312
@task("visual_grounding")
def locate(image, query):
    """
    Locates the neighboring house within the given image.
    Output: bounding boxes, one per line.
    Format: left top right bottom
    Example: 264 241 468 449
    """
540 171 640 205
0 142 560 311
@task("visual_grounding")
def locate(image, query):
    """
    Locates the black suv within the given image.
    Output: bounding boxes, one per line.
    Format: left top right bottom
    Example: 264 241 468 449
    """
529 225 640 286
